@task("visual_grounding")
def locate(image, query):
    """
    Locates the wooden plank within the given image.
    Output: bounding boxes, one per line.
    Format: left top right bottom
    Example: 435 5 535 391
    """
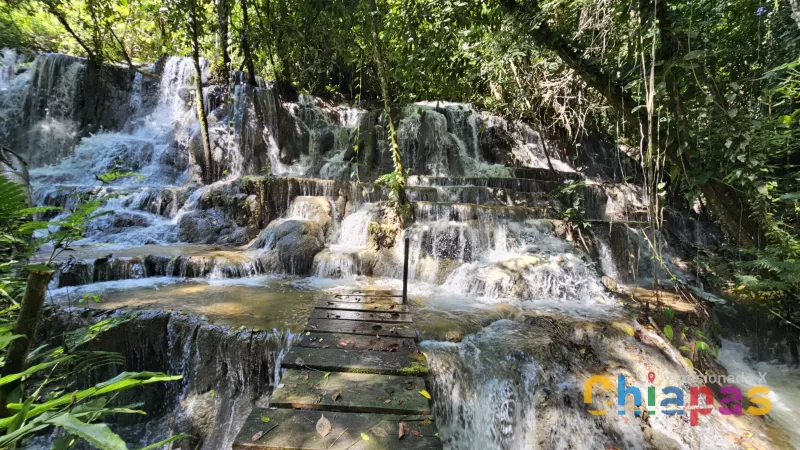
315 300 411 313
328 294 402 304
299 332 417 352
270 369 430 415
282 347 427 376
309 309 412 323
305 319 417 338
234 408 441 449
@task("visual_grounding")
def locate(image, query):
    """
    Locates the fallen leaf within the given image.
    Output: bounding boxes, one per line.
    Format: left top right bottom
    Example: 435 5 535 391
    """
287 384 297 388
305 331 310 335
373 427 388 437
316 414 332 438
260 416 270 423
419 389 431 399
377 396 386 401
252 431 265 441
398 422 409 440
383 399 392 404
332 391 342 401
421 419 431 425
411 430 423 437
323 345 331 348
295 357 305 366
361 433 370 441
323 372 331 379
398 400 403 404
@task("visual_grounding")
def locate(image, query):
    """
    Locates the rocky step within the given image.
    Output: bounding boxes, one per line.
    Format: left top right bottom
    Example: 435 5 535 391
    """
406 175 564 193
406 185 552 207
234 409 441 449
411 201 558 222
48 248 262 288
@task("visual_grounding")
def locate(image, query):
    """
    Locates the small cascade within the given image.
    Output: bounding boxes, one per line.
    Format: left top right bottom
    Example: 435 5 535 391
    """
312 203 377 278
51 248 265 288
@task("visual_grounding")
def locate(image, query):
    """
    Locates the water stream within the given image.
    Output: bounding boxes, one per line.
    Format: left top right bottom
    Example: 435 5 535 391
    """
0 51 793 449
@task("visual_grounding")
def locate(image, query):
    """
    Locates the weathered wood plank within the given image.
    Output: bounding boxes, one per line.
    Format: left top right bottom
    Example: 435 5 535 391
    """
234 408 441 449
270 369 430 415
298 332 417 352
315 300 411 313
305 319 417 338
282 347 427 376
309 309 412 323
327 294 403 304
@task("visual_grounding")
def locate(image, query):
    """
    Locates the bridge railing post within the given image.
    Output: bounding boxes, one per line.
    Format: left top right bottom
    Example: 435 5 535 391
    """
402 235 409 304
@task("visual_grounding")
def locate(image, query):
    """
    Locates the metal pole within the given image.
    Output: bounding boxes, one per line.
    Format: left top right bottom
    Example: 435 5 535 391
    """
402 235 409 304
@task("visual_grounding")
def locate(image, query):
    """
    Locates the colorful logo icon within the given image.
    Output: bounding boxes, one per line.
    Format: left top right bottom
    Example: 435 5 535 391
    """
584 372 771 425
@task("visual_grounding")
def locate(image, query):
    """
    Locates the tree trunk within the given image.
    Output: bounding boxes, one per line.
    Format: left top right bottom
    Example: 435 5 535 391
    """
215 0 231 83
0 270 54 417
190 0 213 184
241 0 258 86
368 0 408 207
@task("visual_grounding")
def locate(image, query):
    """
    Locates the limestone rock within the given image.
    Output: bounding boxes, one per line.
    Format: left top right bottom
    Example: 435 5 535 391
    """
251 219 324 274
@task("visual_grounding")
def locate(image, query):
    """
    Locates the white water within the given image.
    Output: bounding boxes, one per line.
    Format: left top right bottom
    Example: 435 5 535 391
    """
718 339 800 448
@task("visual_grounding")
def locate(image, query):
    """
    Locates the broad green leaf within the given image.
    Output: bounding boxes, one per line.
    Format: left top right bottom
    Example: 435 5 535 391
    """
137 434 192 450
663 325 673 341
46 413 127 450
696 341 710 352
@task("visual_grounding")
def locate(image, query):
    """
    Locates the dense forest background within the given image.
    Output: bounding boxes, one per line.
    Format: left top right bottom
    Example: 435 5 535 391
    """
1 0 799 326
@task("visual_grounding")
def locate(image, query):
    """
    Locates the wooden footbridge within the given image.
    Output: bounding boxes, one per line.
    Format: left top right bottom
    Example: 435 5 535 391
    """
233 287 442 449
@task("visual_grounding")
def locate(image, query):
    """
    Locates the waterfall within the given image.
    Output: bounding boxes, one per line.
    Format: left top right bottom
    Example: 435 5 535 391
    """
312 203 377 278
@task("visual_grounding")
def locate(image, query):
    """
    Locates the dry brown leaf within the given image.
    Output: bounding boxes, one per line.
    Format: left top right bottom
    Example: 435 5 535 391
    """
376 396 386 401
316 414 332 438
251 431 265 441
411 430 423 437
421 419 431 425
383 399 392 404
398 422 409 440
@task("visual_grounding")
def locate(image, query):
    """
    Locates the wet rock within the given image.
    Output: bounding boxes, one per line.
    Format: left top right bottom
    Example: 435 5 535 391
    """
314 127 335 155
36 308 294 450
178 209 231 244
288 196 333 236
177 87 193 105
252 219 324 274
479 116 512 164
110 212 151 228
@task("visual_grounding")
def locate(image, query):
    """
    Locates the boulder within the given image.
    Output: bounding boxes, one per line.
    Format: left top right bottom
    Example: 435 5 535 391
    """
313 127 335 155
251 219 324 274
288 196 333 235
178 209 230 244
479 116 512 164
110 212 151 228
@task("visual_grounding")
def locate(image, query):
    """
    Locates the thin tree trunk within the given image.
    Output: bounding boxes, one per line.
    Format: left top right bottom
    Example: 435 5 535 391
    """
189 0 213 184
0 270 53 417
368 0 407 207
241 0 257 86
216 0 231 83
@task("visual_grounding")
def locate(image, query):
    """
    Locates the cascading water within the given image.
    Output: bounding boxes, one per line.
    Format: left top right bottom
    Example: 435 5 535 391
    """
4 51 790 449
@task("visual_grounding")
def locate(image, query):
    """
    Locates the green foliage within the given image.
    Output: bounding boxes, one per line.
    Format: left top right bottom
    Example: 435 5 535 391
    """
554 180 588 226
663 324 673 341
